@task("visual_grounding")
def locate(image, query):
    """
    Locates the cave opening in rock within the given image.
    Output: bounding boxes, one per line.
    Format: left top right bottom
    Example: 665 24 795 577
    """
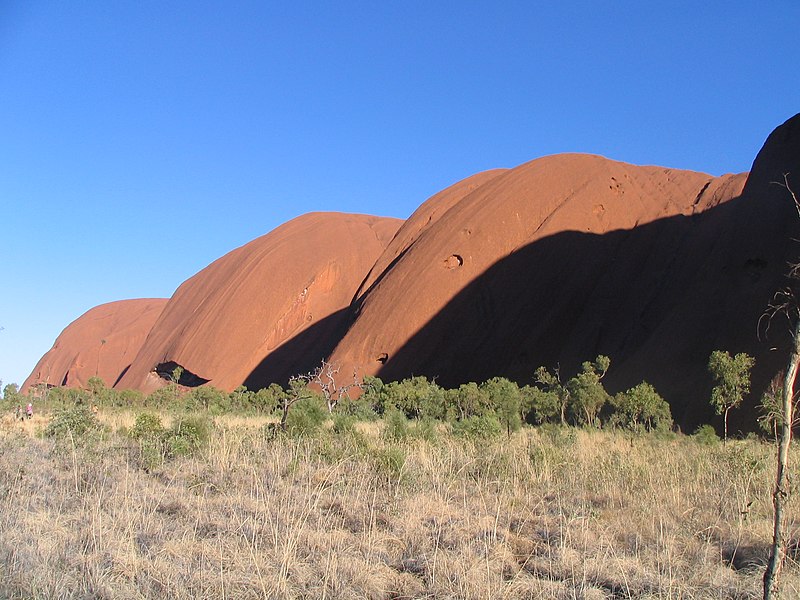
153 361 210 387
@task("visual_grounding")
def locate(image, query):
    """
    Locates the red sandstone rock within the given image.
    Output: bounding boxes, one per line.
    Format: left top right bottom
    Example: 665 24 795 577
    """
23 115 800 430
330 153 722 379
115 212 402 393
22 299 167 392
328 120 800 428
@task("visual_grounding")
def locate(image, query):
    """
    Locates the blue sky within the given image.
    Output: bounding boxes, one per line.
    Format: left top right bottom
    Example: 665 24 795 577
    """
1 1 799 388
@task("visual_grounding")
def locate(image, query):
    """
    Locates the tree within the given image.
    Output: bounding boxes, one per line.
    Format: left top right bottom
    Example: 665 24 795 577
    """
534 365 570 425
757 373 784 440
707 350 754 443
764 173 800 599
307 359 360 413
566 355 611 427
520 384 560 424
359 375 386 414
3 383 19 405
480 377 522 436
451 381 489 420
168 365 184 405
382 376 443 419
254 384 283 414
609 382 672 433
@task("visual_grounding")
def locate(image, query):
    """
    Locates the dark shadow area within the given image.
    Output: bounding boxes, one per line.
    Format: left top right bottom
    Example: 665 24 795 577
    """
113 364 131 388
243 308 353 390
377 183 800 432
154 361 210 387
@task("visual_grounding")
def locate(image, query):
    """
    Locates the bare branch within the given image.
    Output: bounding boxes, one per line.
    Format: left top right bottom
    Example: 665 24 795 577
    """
772 172 800 217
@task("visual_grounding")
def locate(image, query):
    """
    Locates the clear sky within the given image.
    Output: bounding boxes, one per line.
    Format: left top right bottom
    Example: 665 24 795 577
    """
1 1 799 389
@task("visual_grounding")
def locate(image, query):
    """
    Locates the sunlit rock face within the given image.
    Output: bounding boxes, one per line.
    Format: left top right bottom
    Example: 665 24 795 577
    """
329 115 800 429
25 114 800 431
22 298 168 392
115 212 402 393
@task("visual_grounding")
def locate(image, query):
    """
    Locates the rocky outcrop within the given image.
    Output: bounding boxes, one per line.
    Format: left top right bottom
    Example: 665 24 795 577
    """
22 299 168 392
114 212 402 393
328 115 800 428
25 114 800 430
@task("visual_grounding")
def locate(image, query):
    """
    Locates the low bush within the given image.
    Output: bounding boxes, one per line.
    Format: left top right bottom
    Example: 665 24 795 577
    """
44 406 102 441
129 412 165 440
452 415 502 440
537 423 577 448
285 396 327 437
165 416 212 457
129 412 167 470
412 417 439 443
382 408 409 441
332 413 357 434
335 397 379 421
692 424 720 445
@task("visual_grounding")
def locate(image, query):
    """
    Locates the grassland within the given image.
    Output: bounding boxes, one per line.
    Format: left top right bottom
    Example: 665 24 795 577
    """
0 410 798 599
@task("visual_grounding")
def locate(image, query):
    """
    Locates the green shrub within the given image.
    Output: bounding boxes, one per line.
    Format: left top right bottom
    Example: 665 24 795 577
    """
252 383 284 415
452 415 502 440
285 396 327 437
145 385 176 409
692 424 720 445
185 386 230 414
538 423 577 448
44 406 102 440
130 412 165 440
521 385 560 425
382 408 409 441
332 413 357 434
382 376 445 419
360 376 386 415
129 412 167 470
119 388 144 408
165 416 212 457
412 417 439 443
335 396 379 421
450 382 490 420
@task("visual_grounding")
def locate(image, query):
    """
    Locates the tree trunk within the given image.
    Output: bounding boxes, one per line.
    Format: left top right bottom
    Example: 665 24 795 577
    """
724 406 730 444
764 320 800 599
280 397 290 430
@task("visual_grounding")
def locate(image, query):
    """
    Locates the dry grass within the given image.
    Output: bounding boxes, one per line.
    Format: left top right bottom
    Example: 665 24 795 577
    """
0 412 798 599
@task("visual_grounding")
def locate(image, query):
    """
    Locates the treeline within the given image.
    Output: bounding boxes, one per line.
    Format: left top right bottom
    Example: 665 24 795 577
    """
5 355 675 435
352 355 672 436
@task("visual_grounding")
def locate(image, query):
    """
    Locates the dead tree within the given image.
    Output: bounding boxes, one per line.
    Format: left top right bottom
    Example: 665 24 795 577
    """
308 359 361 413
763 174 800 599
278 361 361 430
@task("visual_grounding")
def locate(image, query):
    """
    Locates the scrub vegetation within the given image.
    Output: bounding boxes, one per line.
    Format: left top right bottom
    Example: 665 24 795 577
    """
0 357 798 599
